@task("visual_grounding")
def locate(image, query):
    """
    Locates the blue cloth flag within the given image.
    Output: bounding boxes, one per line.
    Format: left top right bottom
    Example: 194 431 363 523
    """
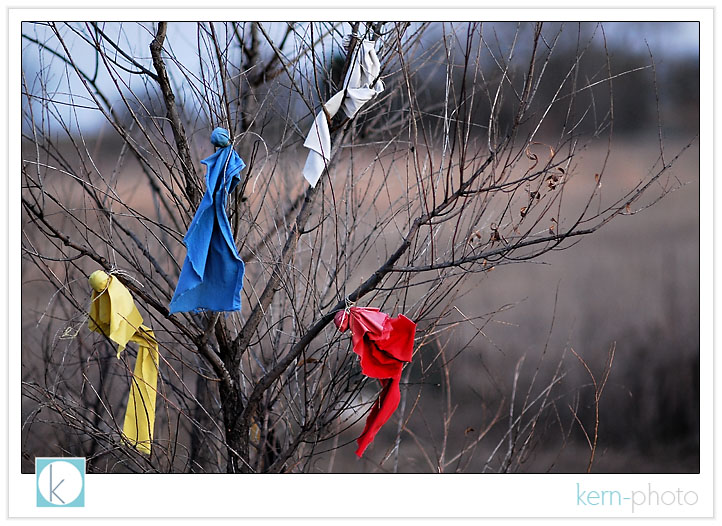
169 128 246 313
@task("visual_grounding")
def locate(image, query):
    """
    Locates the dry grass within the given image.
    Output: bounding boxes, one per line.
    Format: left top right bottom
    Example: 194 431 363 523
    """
21 135 699 473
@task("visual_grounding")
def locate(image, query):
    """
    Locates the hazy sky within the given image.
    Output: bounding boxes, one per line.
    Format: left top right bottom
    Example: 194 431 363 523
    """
603 21 698 58
21 21 699 135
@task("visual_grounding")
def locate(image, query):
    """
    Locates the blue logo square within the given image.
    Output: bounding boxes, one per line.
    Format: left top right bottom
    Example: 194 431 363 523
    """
36 457 85 507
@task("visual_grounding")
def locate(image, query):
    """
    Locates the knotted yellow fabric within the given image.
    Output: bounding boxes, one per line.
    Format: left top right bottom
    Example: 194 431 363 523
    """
88 270 158 455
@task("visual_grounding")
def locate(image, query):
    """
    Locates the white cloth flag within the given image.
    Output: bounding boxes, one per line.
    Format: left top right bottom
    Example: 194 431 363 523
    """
302 39 385 187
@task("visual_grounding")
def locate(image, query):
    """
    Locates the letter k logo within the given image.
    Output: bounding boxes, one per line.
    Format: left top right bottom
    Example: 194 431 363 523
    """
48 463 66 504
36 458 85 507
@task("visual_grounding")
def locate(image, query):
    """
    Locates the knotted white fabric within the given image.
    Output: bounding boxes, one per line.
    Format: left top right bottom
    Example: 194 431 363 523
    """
302 39 385 187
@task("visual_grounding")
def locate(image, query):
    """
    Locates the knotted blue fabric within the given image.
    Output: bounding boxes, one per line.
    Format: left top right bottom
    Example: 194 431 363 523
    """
169 128 246 313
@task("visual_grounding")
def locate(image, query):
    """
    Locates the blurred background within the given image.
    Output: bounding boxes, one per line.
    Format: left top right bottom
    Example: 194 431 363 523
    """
21 21 700 473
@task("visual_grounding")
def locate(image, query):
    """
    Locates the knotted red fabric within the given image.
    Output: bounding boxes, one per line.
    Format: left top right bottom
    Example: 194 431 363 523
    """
334 306 416 457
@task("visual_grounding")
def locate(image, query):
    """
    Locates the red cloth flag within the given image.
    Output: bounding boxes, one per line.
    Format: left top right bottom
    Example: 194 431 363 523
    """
334 306 416 457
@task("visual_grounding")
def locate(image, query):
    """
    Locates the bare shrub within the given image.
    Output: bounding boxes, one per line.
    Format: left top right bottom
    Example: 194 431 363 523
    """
21 21 695 473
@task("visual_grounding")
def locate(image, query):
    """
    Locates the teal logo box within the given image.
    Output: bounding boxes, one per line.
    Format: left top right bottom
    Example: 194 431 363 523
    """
36 457 85 507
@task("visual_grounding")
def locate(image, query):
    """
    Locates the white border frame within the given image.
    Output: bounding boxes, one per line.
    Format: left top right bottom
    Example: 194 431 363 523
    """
7 5 714 520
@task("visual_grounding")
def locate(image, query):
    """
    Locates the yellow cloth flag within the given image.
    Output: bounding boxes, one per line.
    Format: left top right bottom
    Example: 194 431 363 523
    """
88 270 159 455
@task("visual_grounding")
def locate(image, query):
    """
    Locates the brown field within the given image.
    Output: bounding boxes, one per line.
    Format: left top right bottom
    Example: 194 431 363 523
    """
21 134 700 473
